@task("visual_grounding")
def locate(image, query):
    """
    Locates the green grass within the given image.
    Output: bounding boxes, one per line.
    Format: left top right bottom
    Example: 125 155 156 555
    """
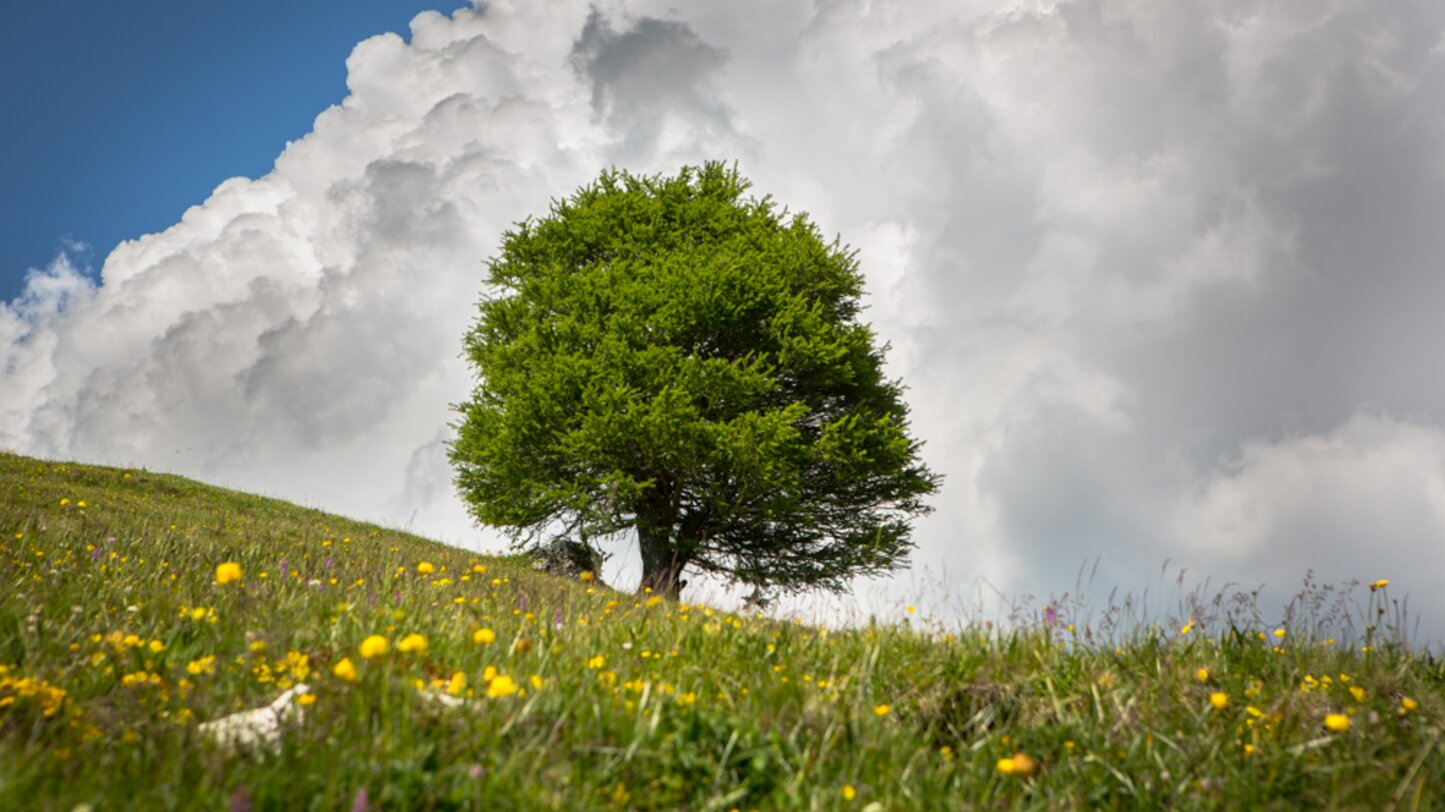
1 448 1442 810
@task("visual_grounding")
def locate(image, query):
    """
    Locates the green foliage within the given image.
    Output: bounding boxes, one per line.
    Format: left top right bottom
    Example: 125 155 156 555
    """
451 162 940 596
1 451 1442 810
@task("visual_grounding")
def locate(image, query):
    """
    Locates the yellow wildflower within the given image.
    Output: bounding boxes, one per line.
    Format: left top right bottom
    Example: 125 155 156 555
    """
214 562 242 585
842 784 857 801
873 704 891 717
417 562 435 575
1195 668 1210 683
358 635 389 659
1370 579 1389 591
473 628 496 645
333 658 359 682
1209 692 1229 710
1324 713 1350 732
486 674 519 698
996 753 1038 776
185 656 216 676
447 671 467 697
396 633 428 654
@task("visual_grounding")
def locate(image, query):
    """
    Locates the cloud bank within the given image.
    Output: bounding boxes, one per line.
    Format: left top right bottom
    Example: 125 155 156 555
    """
4 0 1444 638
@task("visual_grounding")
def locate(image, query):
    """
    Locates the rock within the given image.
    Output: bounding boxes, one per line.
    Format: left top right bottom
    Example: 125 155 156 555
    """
528 537 605 584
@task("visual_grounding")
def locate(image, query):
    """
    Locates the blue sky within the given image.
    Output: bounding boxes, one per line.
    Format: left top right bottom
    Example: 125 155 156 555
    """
1 0 467 302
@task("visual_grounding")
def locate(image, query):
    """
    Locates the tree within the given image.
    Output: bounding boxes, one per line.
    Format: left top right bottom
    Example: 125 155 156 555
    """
450 163 940 599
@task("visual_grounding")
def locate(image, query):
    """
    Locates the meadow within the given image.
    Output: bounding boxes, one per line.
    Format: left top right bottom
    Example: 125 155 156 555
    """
1 448 1441 810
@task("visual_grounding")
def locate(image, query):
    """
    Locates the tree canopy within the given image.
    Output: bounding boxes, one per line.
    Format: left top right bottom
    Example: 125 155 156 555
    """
450 163 940 598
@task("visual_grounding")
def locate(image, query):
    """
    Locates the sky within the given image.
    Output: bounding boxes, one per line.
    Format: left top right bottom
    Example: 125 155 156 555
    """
3 0 1444 643
0 0 468 301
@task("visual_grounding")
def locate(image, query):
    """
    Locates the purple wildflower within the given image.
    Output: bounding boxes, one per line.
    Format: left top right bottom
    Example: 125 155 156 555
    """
350 788 369 812
1044 605 1057 627
279 560 289 579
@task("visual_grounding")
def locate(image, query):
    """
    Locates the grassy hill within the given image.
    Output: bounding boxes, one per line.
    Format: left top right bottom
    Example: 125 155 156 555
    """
1 449 1442 810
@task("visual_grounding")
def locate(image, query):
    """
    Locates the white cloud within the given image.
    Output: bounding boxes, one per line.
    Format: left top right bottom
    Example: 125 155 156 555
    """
1174 413 1445 616
4 0 1444 639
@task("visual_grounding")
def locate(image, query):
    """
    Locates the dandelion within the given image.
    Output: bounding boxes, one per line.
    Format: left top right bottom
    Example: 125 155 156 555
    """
873 704 891 717
842 784 857 801
1210 692 1229 710
185 656 217 676
1324 713 1351 732
530 674 545 690
579 571 594 582
333 658 359 682
486 674 518 698
473 628 496 645
1195 668 1210 683
417 562 435 575
396 634 427 654
1370 579 1389 591
297 693 317 707
645 596 663 608
1273 629 1286 640
1349 686 1366 703
215 562 243 585
996 753 1037 777
358 636 389 659
587 655 606 670
447 672 467 697
1180 622 1193 635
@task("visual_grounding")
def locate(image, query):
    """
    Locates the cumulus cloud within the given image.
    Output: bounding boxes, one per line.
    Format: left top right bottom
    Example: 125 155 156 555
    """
4 0 1444 639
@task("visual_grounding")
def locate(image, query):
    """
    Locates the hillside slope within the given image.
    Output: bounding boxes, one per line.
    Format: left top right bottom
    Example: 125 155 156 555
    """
1 450 1442 810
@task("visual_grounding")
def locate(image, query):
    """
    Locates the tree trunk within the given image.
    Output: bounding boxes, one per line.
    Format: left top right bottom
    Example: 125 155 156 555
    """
637 521 688 600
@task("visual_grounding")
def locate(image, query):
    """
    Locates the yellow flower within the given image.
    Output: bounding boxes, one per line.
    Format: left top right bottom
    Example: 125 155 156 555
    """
447 671 467 697
645 596 663 608
214 562 242 585
358 635 389 659
873 704 891 717
579 571 595 582
333 658 359 682
185 656 217 676
486 674 519 698
297 693 317 706
1349 686 1366 703
417 562 435 575
530 674 545 690
587 655 606 670
1195 668 1210 683
148 640 166 654
1324 713 1350 732
1008 753 1037 777
397 633 428 654
996 754 1037 776
1180 623 1193 635
1209 692 1229 710
1401 696 1419 714
1273 629 1286 640
841 784 857 801
1370 579 1389 591
473 628 496 645
59 498 70 506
